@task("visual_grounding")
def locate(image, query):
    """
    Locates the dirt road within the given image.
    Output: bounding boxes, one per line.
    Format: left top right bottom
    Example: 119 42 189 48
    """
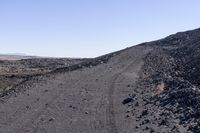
0 46 152 133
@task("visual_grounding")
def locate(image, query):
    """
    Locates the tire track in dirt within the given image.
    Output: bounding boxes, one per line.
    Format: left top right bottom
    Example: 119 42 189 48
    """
105 46 153 133
106 58 142 133
106 73 120 133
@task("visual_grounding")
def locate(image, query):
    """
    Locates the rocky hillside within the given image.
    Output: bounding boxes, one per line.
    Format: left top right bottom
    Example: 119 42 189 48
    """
135 28 200 132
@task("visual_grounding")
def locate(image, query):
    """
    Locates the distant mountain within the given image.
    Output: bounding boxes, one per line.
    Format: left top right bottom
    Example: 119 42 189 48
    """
3 53 28 55
0 54 38 60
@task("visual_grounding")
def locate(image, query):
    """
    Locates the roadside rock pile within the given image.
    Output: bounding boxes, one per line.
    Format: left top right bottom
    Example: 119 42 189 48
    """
139 28 200 132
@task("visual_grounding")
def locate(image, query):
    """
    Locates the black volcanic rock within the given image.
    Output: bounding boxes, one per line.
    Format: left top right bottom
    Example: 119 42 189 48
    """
122 97 133 104
138 28 200 132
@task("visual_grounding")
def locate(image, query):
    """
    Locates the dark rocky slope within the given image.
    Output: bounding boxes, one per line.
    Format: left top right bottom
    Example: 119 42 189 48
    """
135 28 200 132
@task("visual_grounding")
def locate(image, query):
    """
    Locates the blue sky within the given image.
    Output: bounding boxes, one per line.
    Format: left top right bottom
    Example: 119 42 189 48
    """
0 0 200 57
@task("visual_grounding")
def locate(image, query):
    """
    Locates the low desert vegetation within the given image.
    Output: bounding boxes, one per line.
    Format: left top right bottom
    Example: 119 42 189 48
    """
0 87 3 93
0 84 14 93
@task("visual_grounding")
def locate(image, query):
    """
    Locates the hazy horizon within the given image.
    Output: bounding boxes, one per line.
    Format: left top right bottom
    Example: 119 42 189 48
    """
1 0 200 58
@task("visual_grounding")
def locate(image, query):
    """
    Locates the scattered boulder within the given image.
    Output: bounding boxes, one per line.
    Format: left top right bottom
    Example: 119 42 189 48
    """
122 94 136 105
49 117 55 122
122 97 133 105
141 110 148 116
